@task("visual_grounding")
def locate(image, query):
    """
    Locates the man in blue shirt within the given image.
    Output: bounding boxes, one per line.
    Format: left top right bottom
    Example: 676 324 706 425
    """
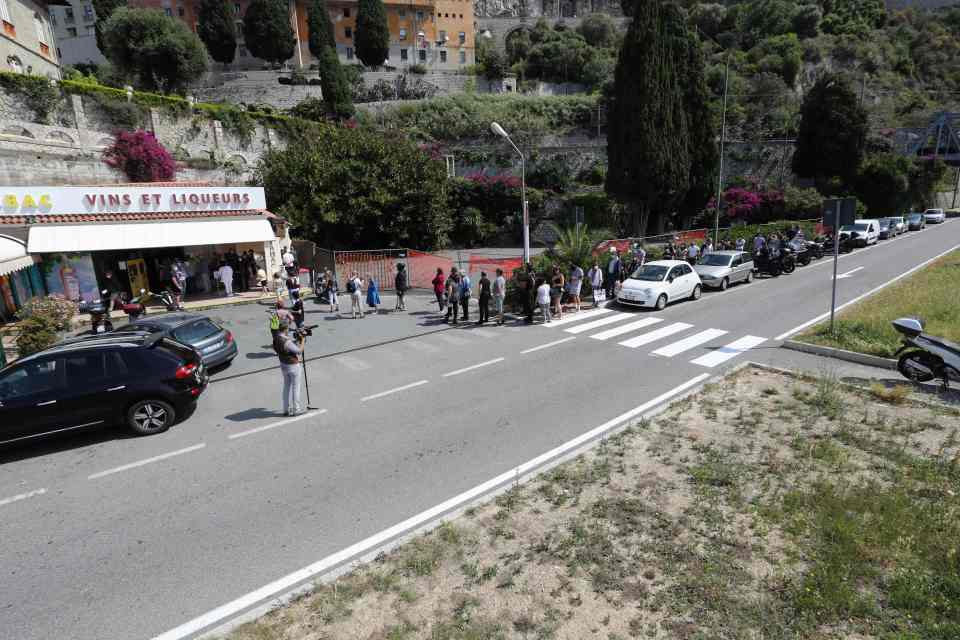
459 272 472 321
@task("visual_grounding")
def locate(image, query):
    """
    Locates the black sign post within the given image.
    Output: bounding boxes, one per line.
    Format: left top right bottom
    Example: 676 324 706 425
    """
823 197 858 334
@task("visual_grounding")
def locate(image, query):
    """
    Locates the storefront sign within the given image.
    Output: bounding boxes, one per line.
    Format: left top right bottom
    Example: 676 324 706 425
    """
0 186 266 216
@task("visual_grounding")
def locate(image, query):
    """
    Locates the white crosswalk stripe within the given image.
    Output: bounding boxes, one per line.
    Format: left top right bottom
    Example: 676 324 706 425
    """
470 328 499 338
690 335 767 368
619 323 693 349
651 328 728 357
539 307 613 327
564 312 635 334
589 317 663 341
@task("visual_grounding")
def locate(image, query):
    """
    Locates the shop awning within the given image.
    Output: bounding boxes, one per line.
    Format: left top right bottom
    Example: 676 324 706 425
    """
0 234 35 276
27 219 276 253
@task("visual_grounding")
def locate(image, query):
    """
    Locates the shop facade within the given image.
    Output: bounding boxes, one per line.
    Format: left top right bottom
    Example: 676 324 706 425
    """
0 183 290 316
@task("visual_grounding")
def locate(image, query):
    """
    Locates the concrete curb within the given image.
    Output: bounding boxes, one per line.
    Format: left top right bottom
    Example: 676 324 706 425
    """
781 339 897 371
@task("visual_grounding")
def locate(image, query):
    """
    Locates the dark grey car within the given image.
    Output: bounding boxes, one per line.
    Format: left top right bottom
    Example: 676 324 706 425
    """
114 313 238 368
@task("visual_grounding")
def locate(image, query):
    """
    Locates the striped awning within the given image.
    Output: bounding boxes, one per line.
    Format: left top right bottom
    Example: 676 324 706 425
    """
0 234 35 277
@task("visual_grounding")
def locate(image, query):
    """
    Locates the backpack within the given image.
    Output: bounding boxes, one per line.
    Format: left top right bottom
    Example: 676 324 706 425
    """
269 312 280 331
346 279 357 294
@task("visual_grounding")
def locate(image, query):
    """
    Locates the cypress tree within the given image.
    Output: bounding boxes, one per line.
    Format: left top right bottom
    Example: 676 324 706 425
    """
197 0 237 66
307 0 354 118
354 0 389 68
607 0 710 235
242 0 296 66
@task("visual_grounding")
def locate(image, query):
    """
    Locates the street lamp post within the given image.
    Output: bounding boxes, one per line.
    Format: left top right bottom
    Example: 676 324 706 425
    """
491 121 529 264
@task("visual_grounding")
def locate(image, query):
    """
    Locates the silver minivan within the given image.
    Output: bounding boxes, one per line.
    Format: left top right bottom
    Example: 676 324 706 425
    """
693 250 755 290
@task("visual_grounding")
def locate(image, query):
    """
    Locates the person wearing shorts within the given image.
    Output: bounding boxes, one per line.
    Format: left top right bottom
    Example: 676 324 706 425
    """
569 264 583 312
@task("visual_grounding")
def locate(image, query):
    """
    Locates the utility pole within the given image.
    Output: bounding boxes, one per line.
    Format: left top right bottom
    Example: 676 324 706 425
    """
713 52 730 248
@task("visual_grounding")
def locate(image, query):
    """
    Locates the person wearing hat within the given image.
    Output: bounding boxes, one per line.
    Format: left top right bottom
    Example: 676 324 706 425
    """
394 263 408 311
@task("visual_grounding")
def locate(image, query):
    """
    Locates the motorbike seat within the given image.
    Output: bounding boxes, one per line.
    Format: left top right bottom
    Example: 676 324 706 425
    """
922 334 960 354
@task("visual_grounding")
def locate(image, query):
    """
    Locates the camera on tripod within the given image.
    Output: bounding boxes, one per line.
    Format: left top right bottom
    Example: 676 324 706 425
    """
293 324 318 339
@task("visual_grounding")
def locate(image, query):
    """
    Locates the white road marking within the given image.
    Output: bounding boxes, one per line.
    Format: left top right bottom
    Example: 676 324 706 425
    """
590 317 663 341
361 380 429 402
333 355 370 371
652 328 729 357
151 373 711 640
470 328 499 338
690 335 767 368
405 340 439 353
619 323 693 348
442 357 505 378
563 312 634 334
229 410 328 440
435 333 471 345
0 487 47 508
775 242 960 341
521 336 576 354
87 444 207 480
836 266 864 279
539 307 613 326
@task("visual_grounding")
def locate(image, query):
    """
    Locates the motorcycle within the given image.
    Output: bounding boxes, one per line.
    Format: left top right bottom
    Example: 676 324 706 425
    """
817 234 854 256
78 289 114 334
120 289 149 322
752 245 796 277
150 288 179 312
788 239 812 266
892 317 960 391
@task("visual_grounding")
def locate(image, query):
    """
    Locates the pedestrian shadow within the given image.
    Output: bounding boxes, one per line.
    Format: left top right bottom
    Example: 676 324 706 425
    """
246 351 275 359
418 317 450 327
224 407 283 422
409 311 434 316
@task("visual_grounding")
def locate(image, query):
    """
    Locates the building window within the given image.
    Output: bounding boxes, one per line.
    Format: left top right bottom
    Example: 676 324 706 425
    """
234 3 240 13
342 7 349 17
439 29 446 42
66 26 76 36
440 50 446 63
49 11 55 25
34 13 47 44
83 4 94 20
399 27 406 40
346 47 354 60
459 31 465 43
164 7 172 16
400 48 408 61
459 49 465 64
177 6 184 16
398 7 405 16
416 10 423 20
344 26 351 38
418 48 425 61
459 13 463 18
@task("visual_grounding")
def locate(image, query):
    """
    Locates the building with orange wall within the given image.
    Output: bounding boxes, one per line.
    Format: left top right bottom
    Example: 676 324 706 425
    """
128 0 474 71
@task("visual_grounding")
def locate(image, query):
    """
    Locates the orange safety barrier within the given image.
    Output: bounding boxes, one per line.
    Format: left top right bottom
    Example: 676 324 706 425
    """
406 249 455 290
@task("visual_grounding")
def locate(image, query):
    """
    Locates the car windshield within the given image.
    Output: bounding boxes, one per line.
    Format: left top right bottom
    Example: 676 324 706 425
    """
842 223 869 232
630 265 668 281
699 254 732 267
172 320 221 343
924 209 939 215
879 220 890 227
908 214 922 221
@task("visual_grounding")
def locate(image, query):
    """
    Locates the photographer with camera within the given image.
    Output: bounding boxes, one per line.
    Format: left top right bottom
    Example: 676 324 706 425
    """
274 323 305 416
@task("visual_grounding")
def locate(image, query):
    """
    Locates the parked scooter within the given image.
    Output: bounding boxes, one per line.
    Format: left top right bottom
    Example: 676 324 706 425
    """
78 290 114 334
120 289 149 322
149 288 178 312
892 317 960 391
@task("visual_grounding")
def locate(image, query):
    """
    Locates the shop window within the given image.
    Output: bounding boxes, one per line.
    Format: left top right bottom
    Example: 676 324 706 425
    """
459 49 465 64
440 50 446 63
400 48 408 61
399 27 406 40
344 26 351 38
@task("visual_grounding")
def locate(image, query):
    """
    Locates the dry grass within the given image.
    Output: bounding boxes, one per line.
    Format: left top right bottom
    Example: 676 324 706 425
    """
222 366 960 640
797 249 960 357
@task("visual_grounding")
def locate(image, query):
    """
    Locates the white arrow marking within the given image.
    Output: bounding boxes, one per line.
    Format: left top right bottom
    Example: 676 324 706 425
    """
836 266 864 279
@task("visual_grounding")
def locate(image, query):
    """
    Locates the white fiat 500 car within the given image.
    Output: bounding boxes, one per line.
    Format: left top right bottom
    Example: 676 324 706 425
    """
617 260 703 310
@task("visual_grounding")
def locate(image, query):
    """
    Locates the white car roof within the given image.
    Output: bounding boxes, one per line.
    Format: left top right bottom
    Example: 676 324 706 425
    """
645 260 689 267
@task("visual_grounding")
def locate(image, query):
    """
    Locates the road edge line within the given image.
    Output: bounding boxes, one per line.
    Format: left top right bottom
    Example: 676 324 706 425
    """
152 372 712 640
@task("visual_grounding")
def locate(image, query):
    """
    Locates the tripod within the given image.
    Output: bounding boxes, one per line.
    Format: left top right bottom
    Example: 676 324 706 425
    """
300 340 319 411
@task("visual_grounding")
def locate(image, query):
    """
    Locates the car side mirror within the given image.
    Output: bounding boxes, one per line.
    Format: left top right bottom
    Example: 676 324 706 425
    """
668 275 675 283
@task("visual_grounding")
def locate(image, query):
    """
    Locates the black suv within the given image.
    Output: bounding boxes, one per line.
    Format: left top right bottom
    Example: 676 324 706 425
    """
0 332 208 447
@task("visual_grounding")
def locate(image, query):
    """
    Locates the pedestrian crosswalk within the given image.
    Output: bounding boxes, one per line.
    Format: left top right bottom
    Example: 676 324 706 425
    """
546 310 765 368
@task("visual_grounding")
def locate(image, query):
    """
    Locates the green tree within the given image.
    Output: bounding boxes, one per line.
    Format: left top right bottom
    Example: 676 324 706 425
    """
689 3 727 39
855 153 911 215
243 0 295 65
197 0 237 66
908 158 948 210
821 0 886 36
792 3 821 38
92 0 125 53
750 33 802 86
354 0 389 68
792 73 868 187
505 29 531 65
306 0 354 118
576 13 618 48
255 126 451 249
100 8 209 92
607 0 716 235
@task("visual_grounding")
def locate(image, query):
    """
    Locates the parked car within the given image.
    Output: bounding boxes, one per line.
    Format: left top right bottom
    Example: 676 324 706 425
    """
0 332 207 447
889 216 907 235
114 313 237 368
907 212 926 231
617 260 702 310
878 218 894 239
839 219 880 247
693 251 754 290
924 208 946 224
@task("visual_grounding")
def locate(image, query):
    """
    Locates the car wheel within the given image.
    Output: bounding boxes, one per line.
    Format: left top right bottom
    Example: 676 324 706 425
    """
127 399 176 435
690 284 702 301
719 277 729 291
745 271 753 284
655 294 667 310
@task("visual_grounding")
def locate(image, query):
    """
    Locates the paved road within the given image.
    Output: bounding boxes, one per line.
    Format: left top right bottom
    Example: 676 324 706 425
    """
1 223 958 640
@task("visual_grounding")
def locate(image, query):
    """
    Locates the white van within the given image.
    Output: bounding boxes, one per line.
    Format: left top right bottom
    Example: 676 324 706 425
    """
839 219 880 247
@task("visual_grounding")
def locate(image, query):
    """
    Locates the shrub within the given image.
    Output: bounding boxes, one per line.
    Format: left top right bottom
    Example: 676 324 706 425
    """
409 64 427 74
0 71 63 124
103 129 176 182
15 296 77 357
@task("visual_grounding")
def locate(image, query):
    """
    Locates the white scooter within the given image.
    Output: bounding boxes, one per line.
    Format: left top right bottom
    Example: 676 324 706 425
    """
892 317 960 391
